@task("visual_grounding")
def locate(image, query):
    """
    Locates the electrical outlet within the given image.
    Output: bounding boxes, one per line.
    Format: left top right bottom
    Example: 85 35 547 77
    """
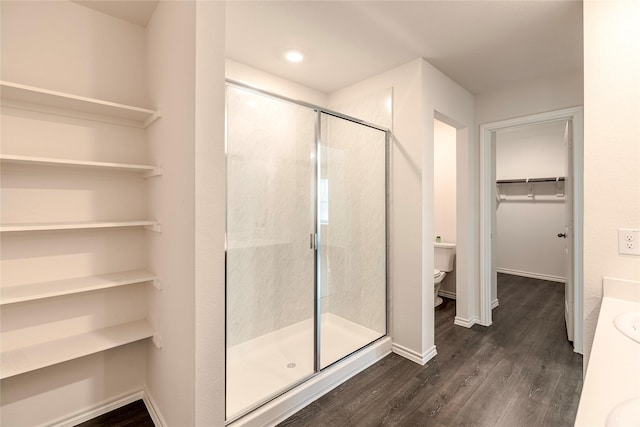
619 229 640 255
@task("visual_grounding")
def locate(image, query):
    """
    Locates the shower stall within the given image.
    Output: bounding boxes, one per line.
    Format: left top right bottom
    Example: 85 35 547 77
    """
225 82 388 421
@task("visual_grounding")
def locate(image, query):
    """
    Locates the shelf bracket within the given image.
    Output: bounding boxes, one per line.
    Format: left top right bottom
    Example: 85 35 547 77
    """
143 111 161 128
144 167 163 178
556 179 565 197
145 223 162 233
152 333 163 349
152 278 163 291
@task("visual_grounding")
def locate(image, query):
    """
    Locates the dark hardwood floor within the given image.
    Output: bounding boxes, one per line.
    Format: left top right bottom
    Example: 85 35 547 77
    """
278 273 583 426
79 274 582 426
75 400 154 427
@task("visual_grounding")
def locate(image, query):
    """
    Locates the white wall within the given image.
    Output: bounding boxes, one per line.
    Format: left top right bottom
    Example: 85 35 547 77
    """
434 119 457 244
146 3 226 426
0 0 148 107
583 0 640 367
475 71 583 128
495 121 566 281
193 3 227 425
330 58 475 363
422 62 476 334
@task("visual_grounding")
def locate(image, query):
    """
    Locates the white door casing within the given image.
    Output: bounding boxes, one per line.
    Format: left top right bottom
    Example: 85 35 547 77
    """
564 119 575 342
479 107 584 354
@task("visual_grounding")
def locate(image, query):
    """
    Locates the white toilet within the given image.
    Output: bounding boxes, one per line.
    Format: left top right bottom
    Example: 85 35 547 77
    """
434 242 456 307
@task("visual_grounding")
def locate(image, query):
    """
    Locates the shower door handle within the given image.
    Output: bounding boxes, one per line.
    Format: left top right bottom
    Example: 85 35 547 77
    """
310 233 317 250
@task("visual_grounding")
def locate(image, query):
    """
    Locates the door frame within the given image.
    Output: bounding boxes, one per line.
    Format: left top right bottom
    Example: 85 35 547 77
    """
479 106 584 354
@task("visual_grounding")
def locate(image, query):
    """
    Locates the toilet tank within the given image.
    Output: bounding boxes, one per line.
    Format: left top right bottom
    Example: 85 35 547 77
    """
434 242 456 272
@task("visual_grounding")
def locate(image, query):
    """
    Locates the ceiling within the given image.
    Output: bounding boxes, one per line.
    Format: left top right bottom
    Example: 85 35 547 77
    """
75 0 583 96
226 1 583 95
73 0 158 27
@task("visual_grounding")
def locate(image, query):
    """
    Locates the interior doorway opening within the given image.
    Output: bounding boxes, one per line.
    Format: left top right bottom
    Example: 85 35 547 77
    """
431 111 471 332
480 107 584 354
433 118 457 307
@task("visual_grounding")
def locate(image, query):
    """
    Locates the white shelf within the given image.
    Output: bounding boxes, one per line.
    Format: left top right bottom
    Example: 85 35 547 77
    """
0 220 159 233
0 154 157 174
0 81 159 128
1 269 156 305
0 319 155 379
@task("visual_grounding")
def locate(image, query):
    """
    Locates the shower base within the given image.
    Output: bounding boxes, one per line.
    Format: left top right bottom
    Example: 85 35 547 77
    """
226 313 383 421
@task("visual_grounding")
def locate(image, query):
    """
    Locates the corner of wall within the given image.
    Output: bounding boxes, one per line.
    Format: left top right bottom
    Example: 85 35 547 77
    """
146 1 198 425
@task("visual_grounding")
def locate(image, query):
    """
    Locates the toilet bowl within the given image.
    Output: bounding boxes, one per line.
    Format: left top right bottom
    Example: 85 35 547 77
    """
434 242 456 307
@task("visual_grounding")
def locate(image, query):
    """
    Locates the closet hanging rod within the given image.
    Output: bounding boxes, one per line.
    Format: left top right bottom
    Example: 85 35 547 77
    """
496 177 565 184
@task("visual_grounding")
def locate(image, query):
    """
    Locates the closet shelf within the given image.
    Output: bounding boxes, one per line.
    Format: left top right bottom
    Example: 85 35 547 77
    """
497 177 565 184
498 195 565 202
0 220 159 233
1 269 156 305
0 319 155 379
0 81 159 128
0 154 158 174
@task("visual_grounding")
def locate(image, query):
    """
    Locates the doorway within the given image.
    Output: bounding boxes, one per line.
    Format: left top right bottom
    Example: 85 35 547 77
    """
479 107 584 354
433 118 457 304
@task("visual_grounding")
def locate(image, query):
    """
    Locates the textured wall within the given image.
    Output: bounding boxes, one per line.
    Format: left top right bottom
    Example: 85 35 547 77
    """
583 0 640 367
434 119 457 244
226 86 316 346
226 84 390 345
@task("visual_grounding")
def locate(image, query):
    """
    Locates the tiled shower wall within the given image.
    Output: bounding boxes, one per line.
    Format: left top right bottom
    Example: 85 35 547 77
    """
226 86 391 347
226 87 316 346
324 89 391 335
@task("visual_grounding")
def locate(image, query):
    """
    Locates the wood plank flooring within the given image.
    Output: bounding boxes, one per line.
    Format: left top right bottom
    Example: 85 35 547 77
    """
279 273 583 427
78 274 583 426
75 400 154 427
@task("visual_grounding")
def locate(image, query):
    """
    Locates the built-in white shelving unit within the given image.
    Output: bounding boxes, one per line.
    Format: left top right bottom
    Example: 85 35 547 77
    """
1 81 161 380
0 81 160 128
1 269 157 305
0 319 155 379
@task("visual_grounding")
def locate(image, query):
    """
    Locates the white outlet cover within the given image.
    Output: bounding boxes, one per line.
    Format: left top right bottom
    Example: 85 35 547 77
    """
619 229 640 255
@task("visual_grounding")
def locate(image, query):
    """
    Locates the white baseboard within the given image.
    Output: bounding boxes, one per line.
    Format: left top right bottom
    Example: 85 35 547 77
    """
497 268 565 283
438 289 457 299
49 388 146 427
46 386 166 427
391 343 437 366
143 386 167 427
454 316 479 328
492 298 500 309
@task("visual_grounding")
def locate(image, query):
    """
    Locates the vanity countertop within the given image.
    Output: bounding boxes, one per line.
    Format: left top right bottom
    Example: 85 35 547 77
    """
574 277 640 426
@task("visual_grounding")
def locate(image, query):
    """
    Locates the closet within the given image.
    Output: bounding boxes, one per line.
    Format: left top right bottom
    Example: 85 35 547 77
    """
494 121 568 283
0 80 161 380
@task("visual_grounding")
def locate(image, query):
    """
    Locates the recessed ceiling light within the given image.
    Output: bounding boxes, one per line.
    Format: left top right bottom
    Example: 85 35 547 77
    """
284 49 304 63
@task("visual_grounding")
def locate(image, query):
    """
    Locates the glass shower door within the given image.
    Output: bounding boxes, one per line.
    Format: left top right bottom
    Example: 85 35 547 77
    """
318 113 387 369
225 85 316 419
